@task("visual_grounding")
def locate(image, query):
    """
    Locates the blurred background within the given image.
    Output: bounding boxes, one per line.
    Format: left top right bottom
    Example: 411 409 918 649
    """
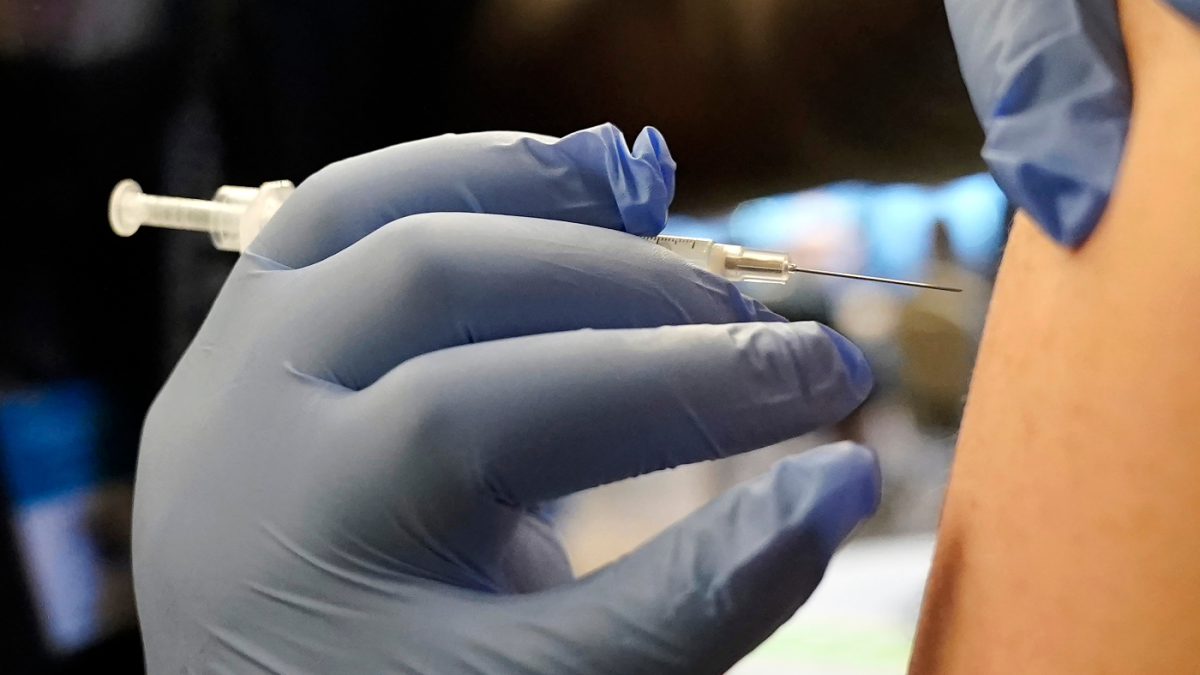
0 0 1001 672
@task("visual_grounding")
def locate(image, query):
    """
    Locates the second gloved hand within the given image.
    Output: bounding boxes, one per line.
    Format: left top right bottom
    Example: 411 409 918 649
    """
132 124 881 675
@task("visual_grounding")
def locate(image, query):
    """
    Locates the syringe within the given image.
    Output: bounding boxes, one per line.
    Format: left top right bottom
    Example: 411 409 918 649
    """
649 235 960 292
108 180 959 292
108 179 295 252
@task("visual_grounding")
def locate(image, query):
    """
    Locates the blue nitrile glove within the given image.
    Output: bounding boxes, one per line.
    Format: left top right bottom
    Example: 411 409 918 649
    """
132 123 881 675
946 0 1199 248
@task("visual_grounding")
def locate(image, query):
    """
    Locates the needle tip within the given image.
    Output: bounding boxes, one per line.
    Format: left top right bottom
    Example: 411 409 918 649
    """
786 265 961 292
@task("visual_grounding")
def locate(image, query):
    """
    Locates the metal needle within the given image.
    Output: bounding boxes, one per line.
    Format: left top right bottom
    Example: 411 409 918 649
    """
787 265 962 292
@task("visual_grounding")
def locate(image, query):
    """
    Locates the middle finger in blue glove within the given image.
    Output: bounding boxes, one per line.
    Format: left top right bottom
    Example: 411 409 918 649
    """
349 320 873 512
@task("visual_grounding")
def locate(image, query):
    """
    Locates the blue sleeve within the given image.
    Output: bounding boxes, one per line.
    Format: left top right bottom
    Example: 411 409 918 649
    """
946 0 1198 247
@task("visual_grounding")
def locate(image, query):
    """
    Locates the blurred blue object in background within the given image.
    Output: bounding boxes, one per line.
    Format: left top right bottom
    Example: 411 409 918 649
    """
728 189 861 251
0 382 105 654
669 173 1008 286
858 183 938 281
1 383 100 506
935 174 1008 271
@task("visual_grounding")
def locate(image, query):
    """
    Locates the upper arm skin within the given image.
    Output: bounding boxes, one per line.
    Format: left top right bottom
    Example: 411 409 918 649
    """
908 0 1200 672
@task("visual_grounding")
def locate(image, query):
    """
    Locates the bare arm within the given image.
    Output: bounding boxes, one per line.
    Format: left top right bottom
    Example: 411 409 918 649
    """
909 0 1200 670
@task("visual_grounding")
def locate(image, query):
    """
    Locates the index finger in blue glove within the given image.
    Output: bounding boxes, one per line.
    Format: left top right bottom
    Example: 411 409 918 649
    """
287 214 782 390
352 321 872 508
250 124 675 268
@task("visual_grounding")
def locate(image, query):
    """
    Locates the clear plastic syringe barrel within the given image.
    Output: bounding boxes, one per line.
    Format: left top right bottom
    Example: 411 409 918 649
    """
647 234 791 283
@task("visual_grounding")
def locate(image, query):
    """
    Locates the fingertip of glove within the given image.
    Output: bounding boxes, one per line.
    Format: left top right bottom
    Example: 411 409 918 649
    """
634 126 676 200
819 441 883 517
616 125 675 237
555 122 675 237
780 442 882 554
816 324 874 401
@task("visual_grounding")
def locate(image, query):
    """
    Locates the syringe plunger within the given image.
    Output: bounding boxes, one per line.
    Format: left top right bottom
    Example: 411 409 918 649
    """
108 179 295 252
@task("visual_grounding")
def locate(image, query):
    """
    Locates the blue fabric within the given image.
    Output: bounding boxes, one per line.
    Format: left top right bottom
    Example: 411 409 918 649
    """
1169 0 1200 22
132 124 882 674
949 0 1200 247
946 0 1129 247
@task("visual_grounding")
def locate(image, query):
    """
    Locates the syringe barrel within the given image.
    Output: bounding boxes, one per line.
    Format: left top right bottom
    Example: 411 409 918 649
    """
109 179 244 239
648 234 720 271
137 195 243 234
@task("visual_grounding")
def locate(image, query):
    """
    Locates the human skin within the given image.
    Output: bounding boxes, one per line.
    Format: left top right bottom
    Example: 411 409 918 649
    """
908 0 1200 671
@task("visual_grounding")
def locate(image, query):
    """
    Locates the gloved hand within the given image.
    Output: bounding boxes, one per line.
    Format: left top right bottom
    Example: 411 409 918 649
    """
132 124 881 675
945 0 1200 247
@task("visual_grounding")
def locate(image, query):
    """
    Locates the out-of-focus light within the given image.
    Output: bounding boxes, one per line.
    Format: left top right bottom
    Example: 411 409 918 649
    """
0 382 105 654
674 174 1006 287
729 191 865 279
859 183 937 281
936 174 1008 270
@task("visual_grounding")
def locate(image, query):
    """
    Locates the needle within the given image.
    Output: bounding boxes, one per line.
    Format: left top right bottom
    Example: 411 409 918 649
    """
787 265 962 292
